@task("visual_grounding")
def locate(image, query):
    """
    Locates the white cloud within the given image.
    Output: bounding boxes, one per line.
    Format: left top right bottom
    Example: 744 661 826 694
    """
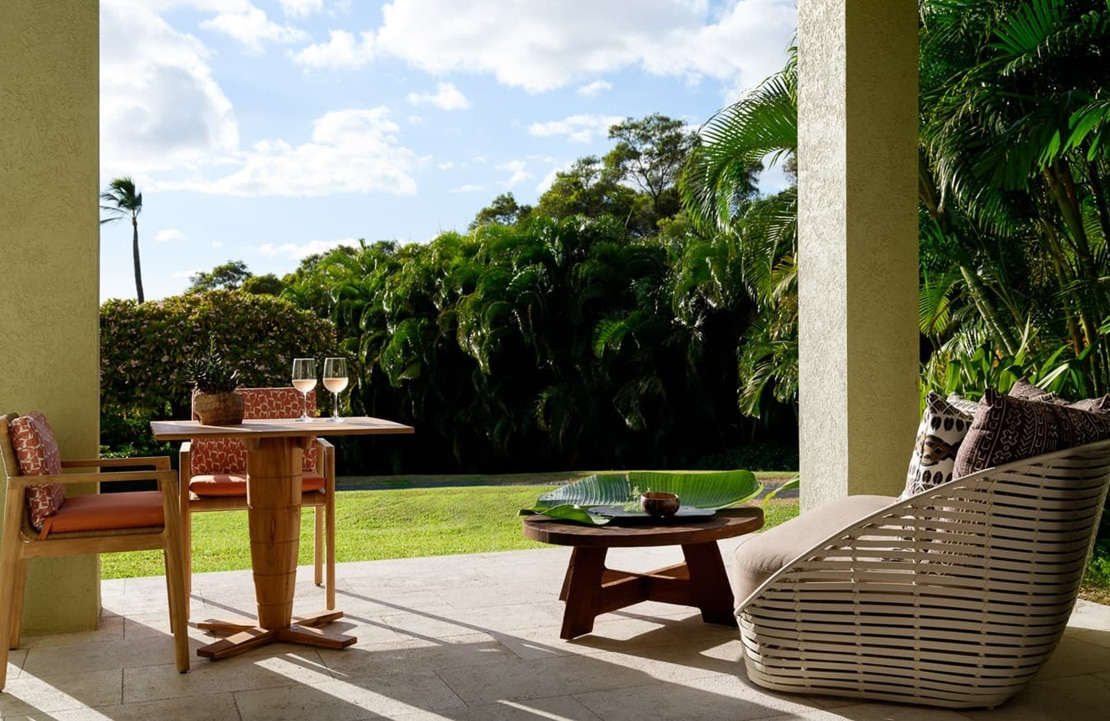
450 184 484 194
407 82 471 110
438 161 455 170
100 0 239 176
497 159 531 188
255 237 362 260
157 108 418 197
372 0 795 93
200 4 308 54
535 167 563 194
292 29 376 69
155 228 187 242
577 80 612 97
528 114 623 144
279 0 324 18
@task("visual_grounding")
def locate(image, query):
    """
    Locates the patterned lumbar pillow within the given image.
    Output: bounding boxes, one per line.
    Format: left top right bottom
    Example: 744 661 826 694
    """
901 391 974 498
1008 378 1059 402
953 389 1110 477
1007 379 1110 415
8 411 66 531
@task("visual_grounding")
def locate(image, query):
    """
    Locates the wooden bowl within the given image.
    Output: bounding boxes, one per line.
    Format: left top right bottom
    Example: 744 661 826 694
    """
640 491 680 518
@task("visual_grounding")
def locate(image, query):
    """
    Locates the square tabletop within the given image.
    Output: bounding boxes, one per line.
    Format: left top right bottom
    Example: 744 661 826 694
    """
150 416 414 441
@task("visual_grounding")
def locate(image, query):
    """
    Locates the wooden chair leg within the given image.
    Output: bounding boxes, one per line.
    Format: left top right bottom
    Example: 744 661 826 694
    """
0 533 25 690
313 505 323 587
8 560 26 650
162 508 191 674
325 494 335 610
182 500 193 617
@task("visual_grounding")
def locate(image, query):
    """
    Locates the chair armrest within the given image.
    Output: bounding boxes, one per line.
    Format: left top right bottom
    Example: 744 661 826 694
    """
314 438 334 469
7 468 178 490
314 438 335 491
61 456 171 471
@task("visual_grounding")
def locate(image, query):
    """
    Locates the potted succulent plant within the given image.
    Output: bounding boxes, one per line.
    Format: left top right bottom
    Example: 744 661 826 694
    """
186 344 243 425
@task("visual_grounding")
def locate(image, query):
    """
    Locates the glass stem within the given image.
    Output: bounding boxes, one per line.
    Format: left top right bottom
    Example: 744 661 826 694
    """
332 392 339 419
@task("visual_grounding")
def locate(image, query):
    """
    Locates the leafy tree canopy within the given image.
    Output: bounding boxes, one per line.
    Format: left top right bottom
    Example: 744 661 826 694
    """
469 192 533 230
187 260 252 293
241 273 285 296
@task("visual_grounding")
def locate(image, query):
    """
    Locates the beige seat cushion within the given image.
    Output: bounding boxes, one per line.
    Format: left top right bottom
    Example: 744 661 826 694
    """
732 494 895 610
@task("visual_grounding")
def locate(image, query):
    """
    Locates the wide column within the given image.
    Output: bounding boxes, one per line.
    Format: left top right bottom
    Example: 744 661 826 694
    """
797 0 920 508
0 0 102 632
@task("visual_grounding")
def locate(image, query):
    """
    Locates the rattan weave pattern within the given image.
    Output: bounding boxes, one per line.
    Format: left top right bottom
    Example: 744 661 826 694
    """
736 439 1110 709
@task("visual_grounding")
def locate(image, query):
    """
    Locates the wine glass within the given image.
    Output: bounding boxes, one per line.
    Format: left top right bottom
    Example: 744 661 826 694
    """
291 357 316 422
322 357 349 423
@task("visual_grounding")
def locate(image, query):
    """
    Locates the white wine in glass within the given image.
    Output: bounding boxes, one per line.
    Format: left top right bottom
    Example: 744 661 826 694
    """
323 357 349 422
291 357 316 422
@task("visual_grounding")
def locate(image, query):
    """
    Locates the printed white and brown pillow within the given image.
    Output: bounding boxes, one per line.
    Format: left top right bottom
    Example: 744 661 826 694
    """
9 412 66 531
901 392 974 498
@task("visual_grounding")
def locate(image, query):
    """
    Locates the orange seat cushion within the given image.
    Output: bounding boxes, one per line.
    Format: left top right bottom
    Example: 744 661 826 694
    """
189 473 326 497
42 491 164 536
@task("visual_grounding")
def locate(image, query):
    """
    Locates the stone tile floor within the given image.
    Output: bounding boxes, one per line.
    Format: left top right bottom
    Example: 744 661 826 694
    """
3 539 1110 720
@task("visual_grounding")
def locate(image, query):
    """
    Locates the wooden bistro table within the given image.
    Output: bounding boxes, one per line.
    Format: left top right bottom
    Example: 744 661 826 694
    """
151 416 413 660
522 507 763 640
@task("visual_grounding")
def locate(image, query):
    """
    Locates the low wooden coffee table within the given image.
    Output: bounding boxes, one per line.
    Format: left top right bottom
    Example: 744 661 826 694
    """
522 507 764 639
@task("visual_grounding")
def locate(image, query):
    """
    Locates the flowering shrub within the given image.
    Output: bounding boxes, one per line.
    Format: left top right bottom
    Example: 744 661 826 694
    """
101 290 336 428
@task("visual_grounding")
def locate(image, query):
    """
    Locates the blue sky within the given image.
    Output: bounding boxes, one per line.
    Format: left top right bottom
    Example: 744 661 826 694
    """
99 0 797 302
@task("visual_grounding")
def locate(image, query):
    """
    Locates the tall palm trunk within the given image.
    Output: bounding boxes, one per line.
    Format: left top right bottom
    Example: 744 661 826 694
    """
132 215 144 304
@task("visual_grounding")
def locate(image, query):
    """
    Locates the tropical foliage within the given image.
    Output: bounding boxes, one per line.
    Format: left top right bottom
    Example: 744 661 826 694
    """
279 214 795 475
918 0 1110 399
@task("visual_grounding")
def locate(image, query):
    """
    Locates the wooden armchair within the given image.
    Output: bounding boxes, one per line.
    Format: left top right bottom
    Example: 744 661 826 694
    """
179 387 336 613
733 439 1110 709
0 412 189 690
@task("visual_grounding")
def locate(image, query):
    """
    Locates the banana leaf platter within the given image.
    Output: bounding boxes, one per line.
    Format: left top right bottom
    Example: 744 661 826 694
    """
520 470 762 526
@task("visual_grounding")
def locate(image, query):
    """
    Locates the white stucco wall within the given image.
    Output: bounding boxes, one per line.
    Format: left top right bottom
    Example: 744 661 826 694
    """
797 0 920 508
0 0 102 633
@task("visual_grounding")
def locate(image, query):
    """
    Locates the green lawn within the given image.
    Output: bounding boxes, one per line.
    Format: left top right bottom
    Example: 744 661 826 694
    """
100 485 801 579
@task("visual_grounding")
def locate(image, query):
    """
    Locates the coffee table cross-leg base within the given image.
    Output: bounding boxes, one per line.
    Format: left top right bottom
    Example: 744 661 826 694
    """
197 610 355 660
557 541 737 640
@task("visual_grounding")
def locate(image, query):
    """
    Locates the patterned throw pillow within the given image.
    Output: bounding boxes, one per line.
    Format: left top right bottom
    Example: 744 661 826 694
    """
9 412 66 531
900 392 973 498
953 389 1110 477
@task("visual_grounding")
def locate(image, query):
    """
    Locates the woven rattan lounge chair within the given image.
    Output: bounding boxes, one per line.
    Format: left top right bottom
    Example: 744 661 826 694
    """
733 439 1110 709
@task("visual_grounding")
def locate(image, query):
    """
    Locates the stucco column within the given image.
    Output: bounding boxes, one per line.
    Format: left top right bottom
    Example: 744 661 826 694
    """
797 0 920 508
0 0 102 632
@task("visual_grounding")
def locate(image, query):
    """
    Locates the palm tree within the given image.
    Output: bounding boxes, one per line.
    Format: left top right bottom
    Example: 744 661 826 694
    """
918 0 1110 393
680 47 799 416
100 177 145 303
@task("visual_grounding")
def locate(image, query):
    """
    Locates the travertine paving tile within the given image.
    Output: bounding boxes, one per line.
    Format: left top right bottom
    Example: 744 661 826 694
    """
232 669 465 720
434 653 658 706
574 673 827 721
391 694 604 721
320 632 514 676
123 648 328 703
0 668 122 715
49 691 242 721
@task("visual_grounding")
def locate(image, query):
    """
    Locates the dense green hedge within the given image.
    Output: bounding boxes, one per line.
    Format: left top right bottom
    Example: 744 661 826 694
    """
100 291 336 456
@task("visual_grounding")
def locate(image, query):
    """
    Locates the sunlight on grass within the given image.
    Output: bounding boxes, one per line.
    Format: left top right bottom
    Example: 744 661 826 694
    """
102 485 801 579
